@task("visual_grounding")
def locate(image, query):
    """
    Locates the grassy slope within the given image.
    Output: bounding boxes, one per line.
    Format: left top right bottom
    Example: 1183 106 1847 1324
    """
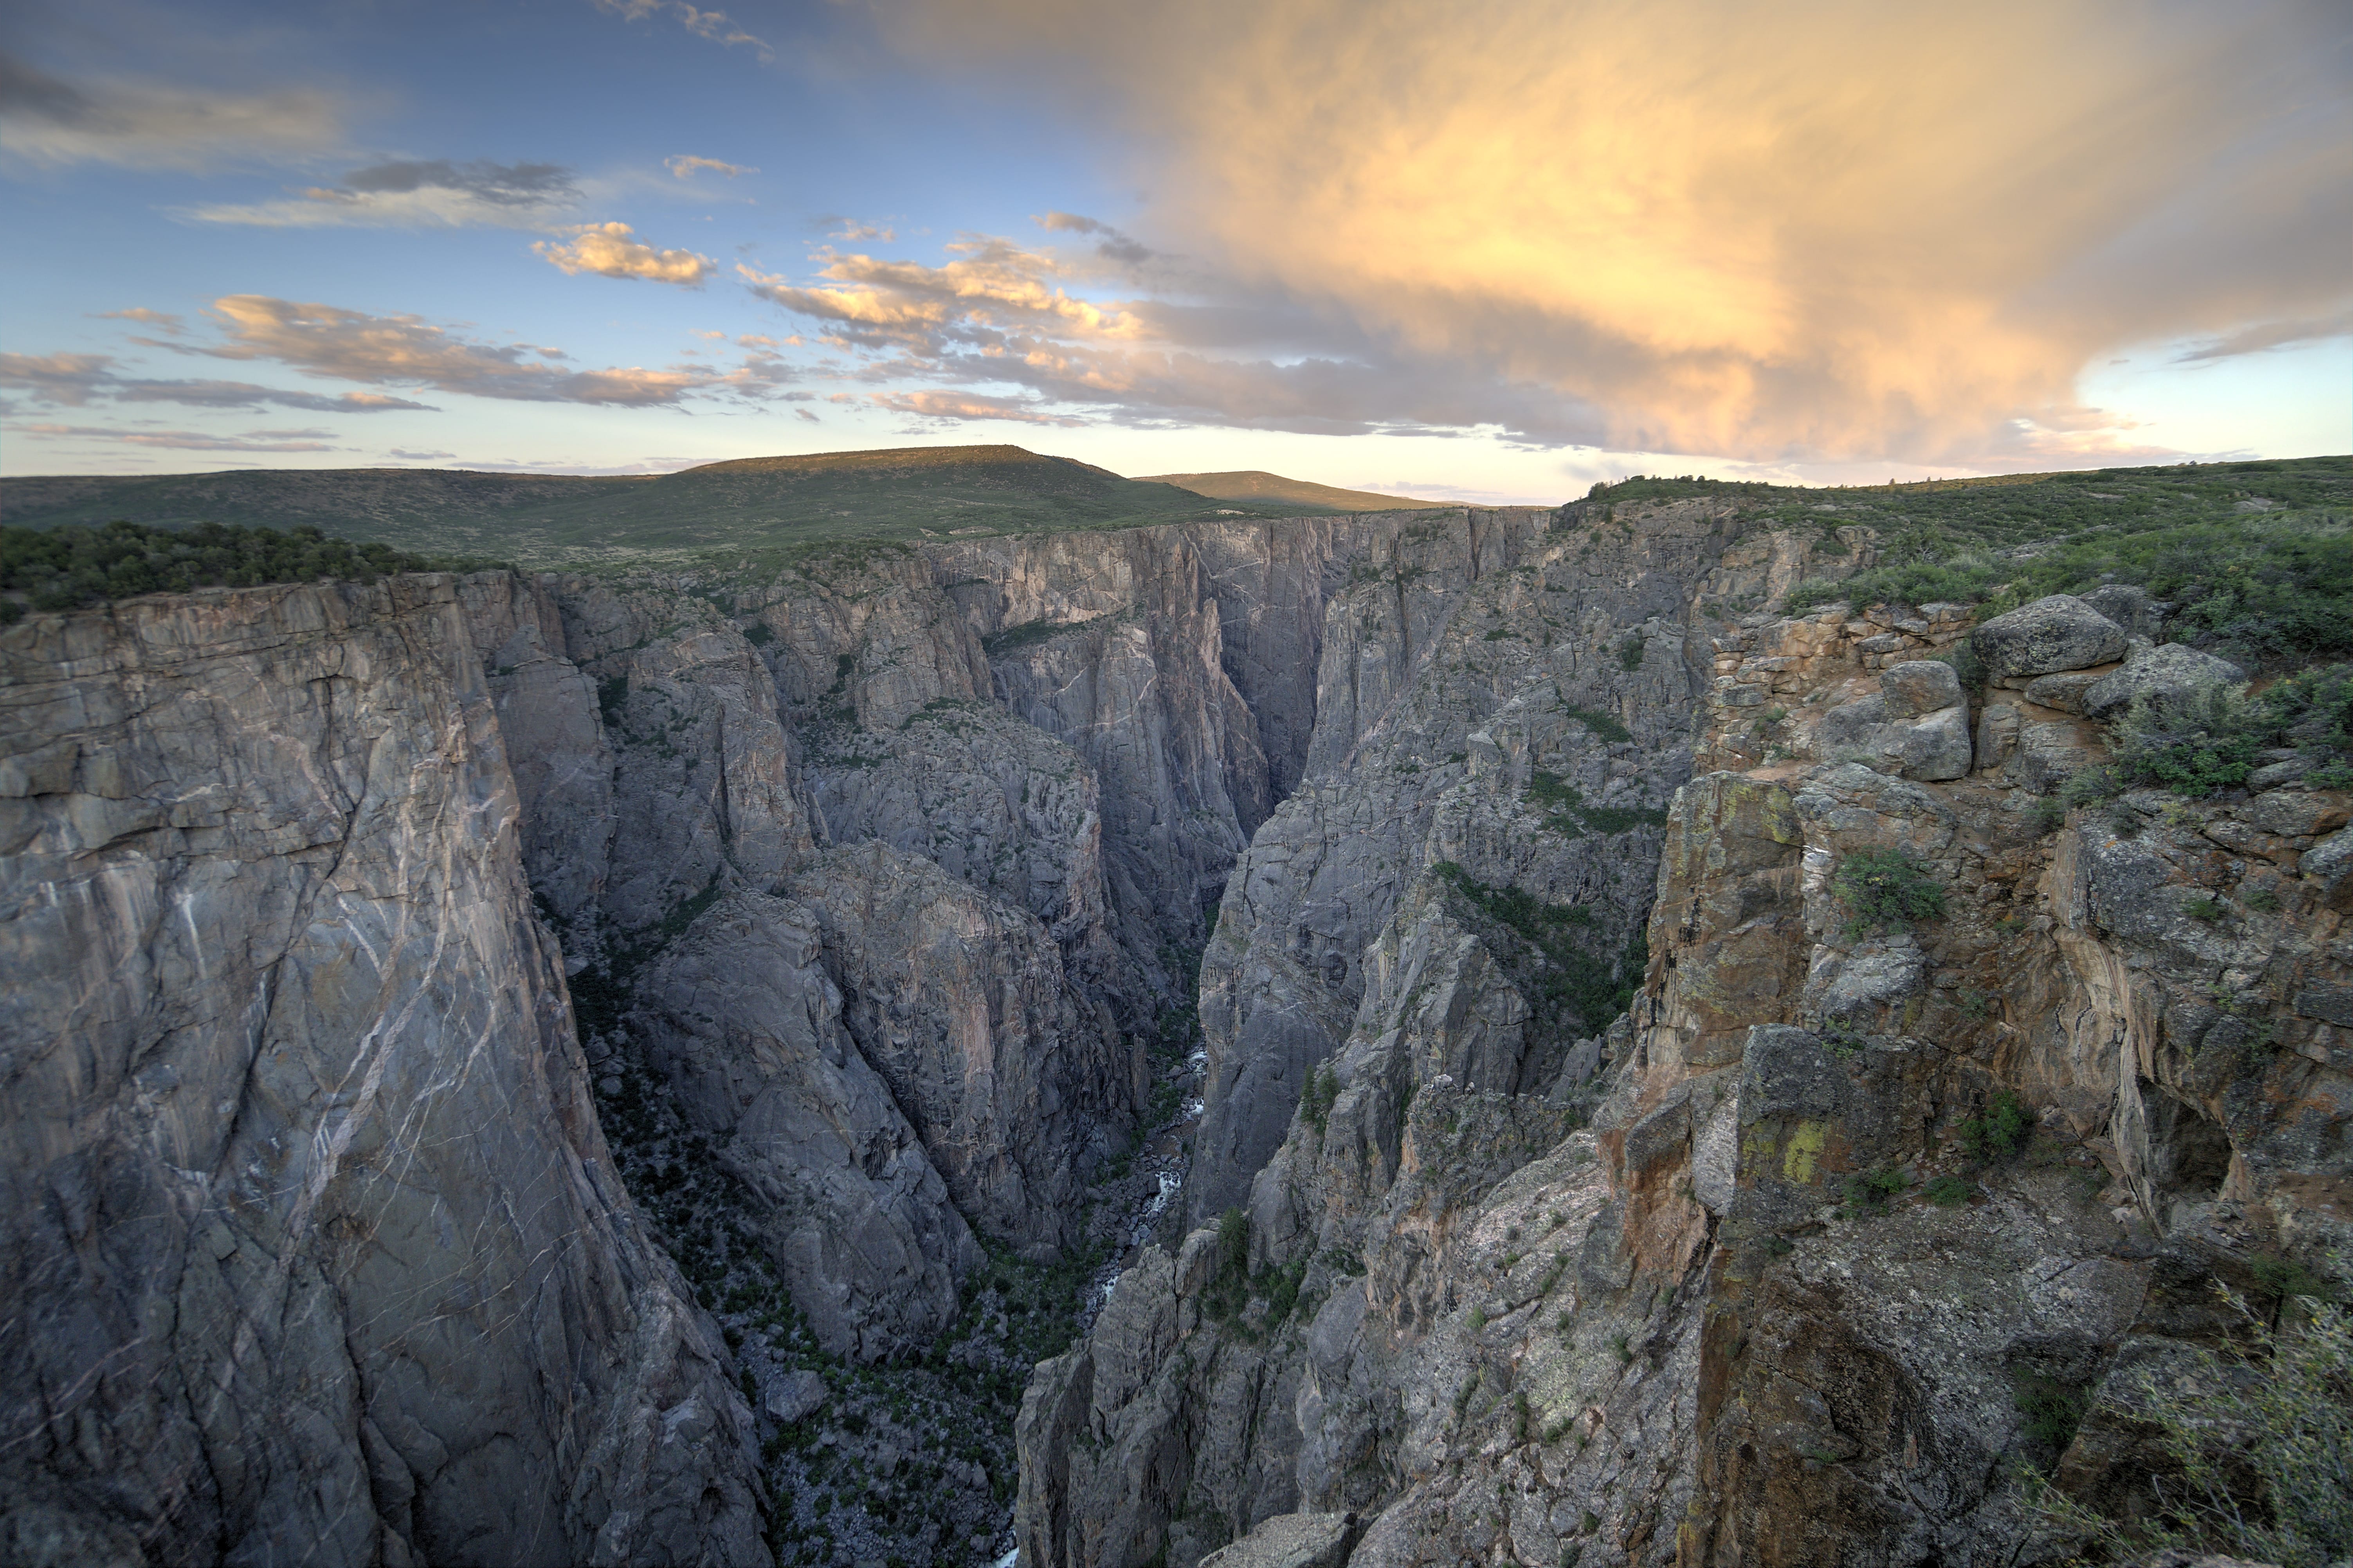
1 445 1342 566
1137 469 1451 511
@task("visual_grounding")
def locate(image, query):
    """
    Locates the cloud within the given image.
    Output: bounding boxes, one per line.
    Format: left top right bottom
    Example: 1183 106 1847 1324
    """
870 0 2353 464
868 389 1079 425
0 351 435 412
15 421 341 452
741 237 1142 341
831 220 897 242
667 154 757 179
189 295 706 405
386 448 457 461
1034 210 1151 264
0 49 342 170
535 222 715 284
2173 310 2353 364
94 308 187 335
589 0 774 63
184 159 578 229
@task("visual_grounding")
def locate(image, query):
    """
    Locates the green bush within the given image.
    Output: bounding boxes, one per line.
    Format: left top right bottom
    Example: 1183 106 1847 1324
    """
1563 704 1633 744
1832 848 1948 939
2014 1377 2089 1448
1843 1167 1908 1217
1299 1063 1340 1136
1924 1175 1973 1208
2106 664 2353 798
1959 1090 2033 1162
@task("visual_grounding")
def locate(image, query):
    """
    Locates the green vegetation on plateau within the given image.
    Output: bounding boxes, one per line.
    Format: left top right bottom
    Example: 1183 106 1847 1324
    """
1 445 1351 569
0 519 498 624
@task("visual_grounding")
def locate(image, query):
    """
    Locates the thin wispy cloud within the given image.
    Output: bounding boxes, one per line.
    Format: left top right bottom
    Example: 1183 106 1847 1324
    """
589 0 774 64
16 421 342 452
536 222 715 284
0 49 342 170
666 155 756 179
93 308 188 335
0 351 433 412
870 389 1077 425
872 0 2353 465
185 160 579 229
2174 311 2353 365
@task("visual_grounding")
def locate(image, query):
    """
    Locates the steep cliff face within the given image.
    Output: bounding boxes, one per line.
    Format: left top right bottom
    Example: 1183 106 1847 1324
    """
1190 500 1773 1222
1014 516 2351 1568
0 579 768 1568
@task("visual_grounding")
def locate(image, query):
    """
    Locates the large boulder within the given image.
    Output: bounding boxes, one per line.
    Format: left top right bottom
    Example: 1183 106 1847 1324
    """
1881 659 1963 718
1971 594 2128 679
2082 642 2247 721
1197 1513 1354 1568
2083 582 2168 637
1818 692 1973 781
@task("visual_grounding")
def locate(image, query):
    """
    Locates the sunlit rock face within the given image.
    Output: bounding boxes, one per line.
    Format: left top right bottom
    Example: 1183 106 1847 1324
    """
0 576 768 1568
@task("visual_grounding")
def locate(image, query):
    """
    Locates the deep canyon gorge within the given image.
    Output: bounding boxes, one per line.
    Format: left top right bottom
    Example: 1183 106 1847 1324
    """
4 488 2346 1568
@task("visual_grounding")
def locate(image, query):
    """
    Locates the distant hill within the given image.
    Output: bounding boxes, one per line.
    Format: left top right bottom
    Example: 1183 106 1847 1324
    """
1140 470 1450 511
0 445 1358 566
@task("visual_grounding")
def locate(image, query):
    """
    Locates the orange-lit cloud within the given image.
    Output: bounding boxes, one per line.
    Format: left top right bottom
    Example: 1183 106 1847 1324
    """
742 238 1141 340
865 0 2353 464
195 295 706 404
536 222 715 284
666 154 757 179
870 389 1077 424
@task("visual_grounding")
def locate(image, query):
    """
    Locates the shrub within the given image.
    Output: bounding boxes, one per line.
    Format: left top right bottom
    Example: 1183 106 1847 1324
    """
2184 893 2228 924
1833 848 1948 939
2108 664 2353 798
1618 634 1647 670
1843 1168 1908 1217
1564 704 1633 743
1959 1090 2033 1162
1299 1064 1340 1136
2014 1377 2089 1448
2031 1281 2352 1567
1923 1175 1973 1207
1216 1207 1249 1278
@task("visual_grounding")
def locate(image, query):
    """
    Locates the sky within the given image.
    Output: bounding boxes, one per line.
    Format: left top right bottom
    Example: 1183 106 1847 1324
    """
2 0 2348 503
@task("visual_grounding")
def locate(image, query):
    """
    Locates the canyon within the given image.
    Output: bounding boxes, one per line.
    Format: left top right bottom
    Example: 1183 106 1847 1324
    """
2 488 2345 1568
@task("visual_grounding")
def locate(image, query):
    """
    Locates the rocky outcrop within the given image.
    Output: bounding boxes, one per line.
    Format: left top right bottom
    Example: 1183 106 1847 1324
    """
1971 594 2129 679
0 578 769 1567
2081 641 2247 721
1019 569 2350 1568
